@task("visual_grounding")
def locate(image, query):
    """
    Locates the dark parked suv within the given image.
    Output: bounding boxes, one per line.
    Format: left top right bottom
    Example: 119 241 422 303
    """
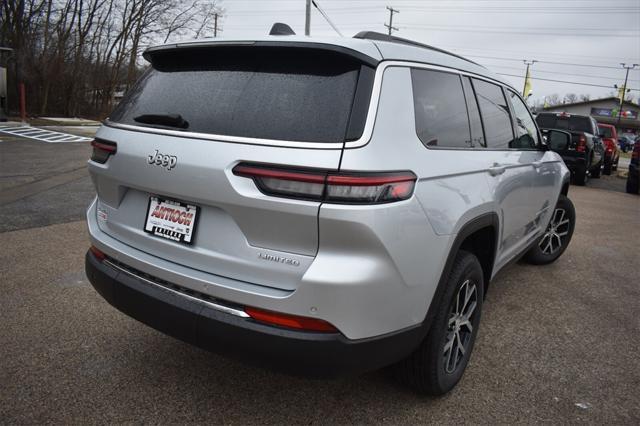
536 112 604 185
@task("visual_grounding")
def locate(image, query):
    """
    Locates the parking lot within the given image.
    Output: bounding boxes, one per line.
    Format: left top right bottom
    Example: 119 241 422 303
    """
1 129 639 424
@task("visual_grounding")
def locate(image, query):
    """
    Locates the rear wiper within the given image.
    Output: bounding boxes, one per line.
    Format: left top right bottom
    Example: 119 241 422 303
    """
133 114 189 129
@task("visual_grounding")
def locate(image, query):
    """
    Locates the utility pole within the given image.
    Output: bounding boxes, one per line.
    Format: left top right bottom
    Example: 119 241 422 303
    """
522 59 537 98
305 0 311 36
385 6 399 35
616 63 638 126
213 13 219 37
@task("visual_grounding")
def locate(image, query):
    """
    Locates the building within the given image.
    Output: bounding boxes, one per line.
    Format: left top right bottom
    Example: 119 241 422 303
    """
542 97 640 135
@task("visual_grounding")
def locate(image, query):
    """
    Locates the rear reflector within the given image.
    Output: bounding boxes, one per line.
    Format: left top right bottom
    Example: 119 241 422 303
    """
245 307 338 332
90 139 117 164
89 245 106 261
233 163 416 204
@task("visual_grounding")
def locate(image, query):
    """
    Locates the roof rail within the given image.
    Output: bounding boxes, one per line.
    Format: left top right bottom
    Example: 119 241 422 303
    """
353 31 482 67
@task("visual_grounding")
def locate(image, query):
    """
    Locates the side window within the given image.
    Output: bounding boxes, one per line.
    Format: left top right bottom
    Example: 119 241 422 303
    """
411 68 474 148
507 90 539 149
473 79 515 149
461 77 486 147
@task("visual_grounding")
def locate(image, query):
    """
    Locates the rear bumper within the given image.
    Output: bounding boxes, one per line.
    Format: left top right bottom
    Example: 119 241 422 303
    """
559 154 586 172
85 250 424 377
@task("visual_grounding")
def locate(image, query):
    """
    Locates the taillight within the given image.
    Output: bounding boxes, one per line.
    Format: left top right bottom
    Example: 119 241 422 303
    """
233 163 416 204
89 245 106 261
90 139 117 163
576 135 586 152
245 306 338 332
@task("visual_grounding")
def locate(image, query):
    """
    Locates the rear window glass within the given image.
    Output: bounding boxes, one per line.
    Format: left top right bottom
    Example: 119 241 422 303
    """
536 114 591 133
598 125 613 138
411 69 474 148
109 47 367 143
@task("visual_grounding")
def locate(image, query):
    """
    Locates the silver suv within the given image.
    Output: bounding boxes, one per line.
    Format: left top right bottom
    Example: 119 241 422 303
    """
85 31 575 395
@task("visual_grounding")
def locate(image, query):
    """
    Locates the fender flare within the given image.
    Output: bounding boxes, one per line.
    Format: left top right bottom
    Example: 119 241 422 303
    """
419 212 499 336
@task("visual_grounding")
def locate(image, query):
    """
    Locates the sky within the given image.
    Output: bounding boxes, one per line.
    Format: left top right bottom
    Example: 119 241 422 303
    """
214 0 640 104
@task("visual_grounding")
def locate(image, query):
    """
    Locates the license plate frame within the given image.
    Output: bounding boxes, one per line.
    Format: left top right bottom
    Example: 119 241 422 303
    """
144 196 199 245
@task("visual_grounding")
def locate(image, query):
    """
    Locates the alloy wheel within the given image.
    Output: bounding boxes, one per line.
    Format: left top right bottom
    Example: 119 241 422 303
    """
443 279 477 374
539 208 571 255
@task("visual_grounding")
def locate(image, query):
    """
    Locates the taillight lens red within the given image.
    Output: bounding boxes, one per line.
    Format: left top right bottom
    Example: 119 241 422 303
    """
576 135 586 152
245 306 338 332
90 139 117 163
233 163 416 204
89 245 106 261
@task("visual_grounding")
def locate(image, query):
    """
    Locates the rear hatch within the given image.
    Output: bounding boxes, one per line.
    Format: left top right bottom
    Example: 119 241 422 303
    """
536 113 592 151
597 125 617 151
89 43 377 291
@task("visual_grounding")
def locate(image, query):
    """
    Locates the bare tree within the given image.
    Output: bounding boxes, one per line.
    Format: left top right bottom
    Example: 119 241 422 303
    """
0 0 222 118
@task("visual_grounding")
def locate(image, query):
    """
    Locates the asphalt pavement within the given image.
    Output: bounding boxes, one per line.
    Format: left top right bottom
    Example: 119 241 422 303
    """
1 128 639 424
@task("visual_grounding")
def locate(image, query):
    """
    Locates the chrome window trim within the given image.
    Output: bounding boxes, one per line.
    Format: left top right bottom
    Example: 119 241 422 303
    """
104 259 251 318
104 60 515 151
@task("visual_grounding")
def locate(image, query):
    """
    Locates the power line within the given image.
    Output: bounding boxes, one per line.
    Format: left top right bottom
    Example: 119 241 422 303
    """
312 0 343 36
460 54 630 70
498 73 640 91
439 43 640 63
485 64 640 82
401 24 638 37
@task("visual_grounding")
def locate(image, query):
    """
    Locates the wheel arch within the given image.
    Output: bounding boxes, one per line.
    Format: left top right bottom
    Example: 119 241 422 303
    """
421 213 498 334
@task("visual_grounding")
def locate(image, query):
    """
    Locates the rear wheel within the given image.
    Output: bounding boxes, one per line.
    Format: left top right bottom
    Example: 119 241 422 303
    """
603 157 612 175
574 166 588 186
627 174 639 194
524 195 575 265
392 250 483 395
591 158 601 179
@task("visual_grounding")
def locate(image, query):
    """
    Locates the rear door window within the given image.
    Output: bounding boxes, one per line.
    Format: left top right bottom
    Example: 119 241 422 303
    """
461 77 486 147
507 90 539 149
411 69 475 148
109 47 369 143
472 79 514 149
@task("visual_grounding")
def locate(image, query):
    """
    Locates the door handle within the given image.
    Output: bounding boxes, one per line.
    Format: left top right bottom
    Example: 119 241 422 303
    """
488 163 506 176
532 160 543 169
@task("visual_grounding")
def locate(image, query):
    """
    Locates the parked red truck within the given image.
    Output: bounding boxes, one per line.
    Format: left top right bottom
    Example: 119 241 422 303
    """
597 123 620 175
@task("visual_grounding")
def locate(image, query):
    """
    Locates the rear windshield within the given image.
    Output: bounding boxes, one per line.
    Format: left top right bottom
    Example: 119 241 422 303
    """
109 47 368 143
598 125 613 138
535 114 591 133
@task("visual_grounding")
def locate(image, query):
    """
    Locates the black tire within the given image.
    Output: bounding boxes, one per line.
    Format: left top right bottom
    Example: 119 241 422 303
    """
627 174 639 194
573 166 587 186
603 157 612 175
591 160 601 179
392 250 484 395
524 194 575 265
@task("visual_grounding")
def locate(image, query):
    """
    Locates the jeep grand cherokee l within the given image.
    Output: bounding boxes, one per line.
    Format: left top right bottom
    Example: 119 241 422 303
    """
85 31 575 395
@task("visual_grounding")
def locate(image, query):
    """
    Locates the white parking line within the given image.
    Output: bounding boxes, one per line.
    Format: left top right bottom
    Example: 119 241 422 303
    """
0 125 93 143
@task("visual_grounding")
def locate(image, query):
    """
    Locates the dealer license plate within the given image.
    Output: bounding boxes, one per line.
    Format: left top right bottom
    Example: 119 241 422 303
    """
144 197 198 244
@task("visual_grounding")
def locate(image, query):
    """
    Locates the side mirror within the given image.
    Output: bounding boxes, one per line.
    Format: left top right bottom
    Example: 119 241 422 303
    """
541 129 571 152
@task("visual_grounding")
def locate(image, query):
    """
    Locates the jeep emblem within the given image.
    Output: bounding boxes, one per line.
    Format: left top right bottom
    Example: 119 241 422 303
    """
147 150 177 170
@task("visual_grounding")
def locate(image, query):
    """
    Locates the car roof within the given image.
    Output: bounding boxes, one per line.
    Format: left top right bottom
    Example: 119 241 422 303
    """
143 34 511 89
